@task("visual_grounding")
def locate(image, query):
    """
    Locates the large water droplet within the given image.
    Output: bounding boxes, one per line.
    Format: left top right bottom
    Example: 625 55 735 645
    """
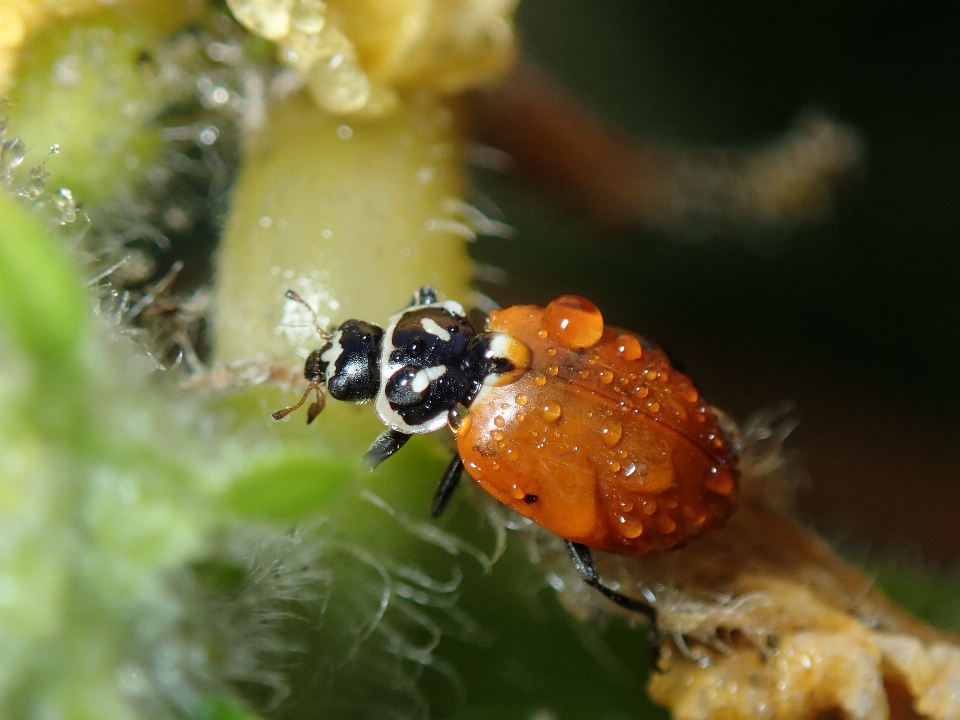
542 295 604 349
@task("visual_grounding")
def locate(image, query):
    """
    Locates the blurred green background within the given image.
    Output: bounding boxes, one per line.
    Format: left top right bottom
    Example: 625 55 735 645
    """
473 0 960 563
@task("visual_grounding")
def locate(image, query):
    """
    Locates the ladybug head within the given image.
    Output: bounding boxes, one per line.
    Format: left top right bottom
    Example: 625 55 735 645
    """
320 319 384 402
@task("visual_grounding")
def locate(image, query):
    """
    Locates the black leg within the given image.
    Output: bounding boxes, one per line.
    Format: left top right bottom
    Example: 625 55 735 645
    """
363 429 411 470
409 286 438 306
431 455 464 517
566 541 662 671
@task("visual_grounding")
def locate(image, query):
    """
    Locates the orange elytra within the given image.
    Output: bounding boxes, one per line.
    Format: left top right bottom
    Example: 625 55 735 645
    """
455 296 738 556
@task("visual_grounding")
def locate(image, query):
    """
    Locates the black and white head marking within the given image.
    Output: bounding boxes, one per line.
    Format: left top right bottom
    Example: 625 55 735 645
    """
376 291 479 434
318 319 384 402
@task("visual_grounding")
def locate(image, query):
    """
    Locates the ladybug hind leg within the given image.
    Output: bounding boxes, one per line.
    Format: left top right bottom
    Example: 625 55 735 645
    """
565 541 663 671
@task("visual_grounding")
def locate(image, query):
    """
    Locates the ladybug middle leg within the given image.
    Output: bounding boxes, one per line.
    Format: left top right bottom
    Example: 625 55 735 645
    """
430 455 465 517
566 541 663 671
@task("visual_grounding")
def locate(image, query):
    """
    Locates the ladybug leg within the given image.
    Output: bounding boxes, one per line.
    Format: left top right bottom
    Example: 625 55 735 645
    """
430 455 464 517
363 429 412 469
565 541 663 671
409 286 438 307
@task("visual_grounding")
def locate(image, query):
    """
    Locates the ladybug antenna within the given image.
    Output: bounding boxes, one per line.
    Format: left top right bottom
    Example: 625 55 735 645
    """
285 289 332 340
272 377 326 423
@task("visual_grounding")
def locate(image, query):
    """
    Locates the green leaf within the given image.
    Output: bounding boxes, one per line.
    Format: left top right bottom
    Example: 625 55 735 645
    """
223 451 359 522
193 694 263 720
0 194 86 367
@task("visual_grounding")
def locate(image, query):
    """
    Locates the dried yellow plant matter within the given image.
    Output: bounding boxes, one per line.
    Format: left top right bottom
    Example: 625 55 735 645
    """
225 0 517 115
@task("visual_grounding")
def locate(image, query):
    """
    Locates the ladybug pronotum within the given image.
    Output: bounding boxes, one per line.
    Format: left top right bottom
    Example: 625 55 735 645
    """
274 287 739 653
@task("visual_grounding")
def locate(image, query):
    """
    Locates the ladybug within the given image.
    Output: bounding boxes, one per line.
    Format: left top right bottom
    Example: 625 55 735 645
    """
274 287 739 653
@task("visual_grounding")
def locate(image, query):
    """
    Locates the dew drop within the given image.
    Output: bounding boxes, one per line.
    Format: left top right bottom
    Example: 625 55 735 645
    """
546 347 557 356
511 487 525 499
597 369 613 385
308 49 371 114
641 499 657 516
546 365 559 376
705 471 735 496
616 334 644 361
645 369 658 380
648 401 660 413
542 295 604 349
600 422 622 447
491 429 505 442
532 372 547 387
683 387 699 403
620 518 644 539
658 517 677 534
540 401 562 423
636 386 649 398
515 394 528 406
609 461 621 472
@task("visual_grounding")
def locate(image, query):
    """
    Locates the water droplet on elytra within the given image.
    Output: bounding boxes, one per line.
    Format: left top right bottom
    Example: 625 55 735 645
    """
658 517 676 534
600 422 622 447
616 334 643 361
540 401 562 423
542 295 604 349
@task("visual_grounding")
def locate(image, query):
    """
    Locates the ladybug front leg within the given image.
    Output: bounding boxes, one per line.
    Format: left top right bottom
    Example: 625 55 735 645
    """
565 541 663 671
408 286 439 307
363 429 411 469
430 455 465 517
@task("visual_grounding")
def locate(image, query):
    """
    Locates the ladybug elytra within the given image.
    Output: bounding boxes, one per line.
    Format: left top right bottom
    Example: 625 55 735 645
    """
274 287 740 653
